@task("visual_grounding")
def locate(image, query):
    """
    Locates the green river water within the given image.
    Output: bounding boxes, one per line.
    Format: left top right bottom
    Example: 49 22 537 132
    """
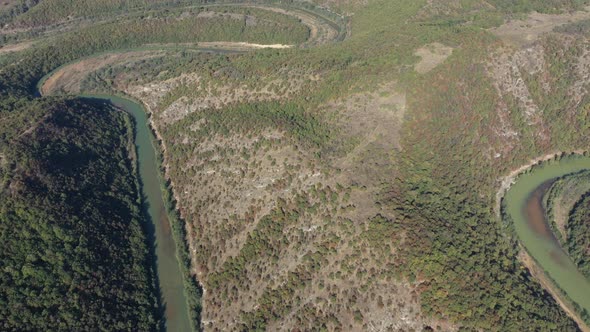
504 155 590 319
83 95 192 331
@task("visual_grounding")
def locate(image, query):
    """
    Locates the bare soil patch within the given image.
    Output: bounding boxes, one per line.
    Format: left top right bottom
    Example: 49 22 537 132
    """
126 64 317 124
0 0 20 12
491 7 590 47
0 41 33 54
414 42 453 74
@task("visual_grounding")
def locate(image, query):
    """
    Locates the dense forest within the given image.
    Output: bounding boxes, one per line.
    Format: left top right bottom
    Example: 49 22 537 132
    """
545 171 590 279
567 195 590 279
0 98 159 330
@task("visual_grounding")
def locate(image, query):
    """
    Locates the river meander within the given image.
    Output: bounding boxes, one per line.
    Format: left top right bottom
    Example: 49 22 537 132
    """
83 95 192 332
504 155 590 319
29 5 346 328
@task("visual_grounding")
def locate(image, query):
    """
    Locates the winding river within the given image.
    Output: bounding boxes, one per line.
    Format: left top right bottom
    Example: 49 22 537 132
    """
26 0 590 328
88 95 193 331
504 155 590 325
30 4 346 330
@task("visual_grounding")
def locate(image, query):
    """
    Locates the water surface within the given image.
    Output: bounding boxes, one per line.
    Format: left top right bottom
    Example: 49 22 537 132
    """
83 95 192 332
504 155 590 316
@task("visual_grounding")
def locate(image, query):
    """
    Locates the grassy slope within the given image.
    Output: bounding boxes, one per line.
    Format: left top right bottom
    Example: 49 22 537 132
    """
394 1 590 328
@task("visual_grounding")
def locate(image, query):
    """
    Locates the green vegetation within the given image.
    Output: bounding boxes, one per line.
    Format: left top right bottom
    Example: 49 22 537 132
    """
393 26 590 328
0 3 318 330
568 195 590 279
152 108 204 330
544 170 590 241
1 5 308 95
0 0 40 26
135 0 590 329
2 0 590 330
544 170 590 279
0 98 159 330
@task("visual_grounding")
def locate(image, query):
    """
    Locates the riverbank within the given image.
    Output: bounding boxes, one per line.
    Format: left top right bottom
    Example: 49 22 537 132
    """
519 250 590 332
122 110 165 330
495 151 586 219
138 95 205 331
82 95 198 331
500 153 590 331
30 3 347 329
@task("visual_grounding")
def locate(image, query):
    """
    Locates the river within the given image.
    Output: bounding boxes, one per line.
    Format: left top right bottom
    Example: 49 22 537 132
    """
26 2 349 329
504 155 590 323
82 95 192 332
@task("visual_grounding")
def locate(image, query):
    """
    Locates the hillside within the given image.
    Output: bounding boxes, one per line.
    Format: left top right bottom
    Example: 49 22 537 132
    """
1 0 590 331
0 98 159 330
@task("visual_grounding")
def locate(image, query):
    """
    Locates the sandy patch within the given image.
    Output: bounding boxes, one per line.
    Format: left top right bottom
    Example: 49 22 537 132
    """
0 41 33 54
197 41 293 50
414 42 453 74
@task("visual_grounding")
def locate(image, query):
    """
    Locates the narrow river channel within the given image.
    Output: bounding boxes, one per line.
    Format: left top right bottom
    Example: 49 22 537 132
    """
83 95 192 332
504 155 590 320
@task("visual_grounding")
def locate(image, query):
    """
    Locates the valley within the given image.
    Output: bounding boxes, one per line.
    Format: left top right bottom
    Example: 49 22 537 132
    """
2 0 590 331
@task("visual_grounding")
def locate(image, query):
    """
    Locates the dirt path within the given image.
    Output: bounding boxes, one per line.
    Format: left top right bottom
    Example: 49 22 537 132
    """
38 2 344 96
6 3 343 51
239 4 340 46
38 42 293 95
197 41 293 50
0 41 33 54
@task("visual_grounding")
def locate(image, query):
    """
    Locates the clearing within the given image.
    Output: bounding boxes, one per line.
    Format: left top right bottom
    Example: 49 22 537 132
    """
414 42 453 74
491 7 590 47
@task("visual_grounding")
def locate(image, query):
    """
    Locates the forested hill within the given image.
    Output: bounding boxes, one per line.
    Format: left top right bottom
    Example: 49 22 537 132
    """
0 3 312 330
0 98 160 330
